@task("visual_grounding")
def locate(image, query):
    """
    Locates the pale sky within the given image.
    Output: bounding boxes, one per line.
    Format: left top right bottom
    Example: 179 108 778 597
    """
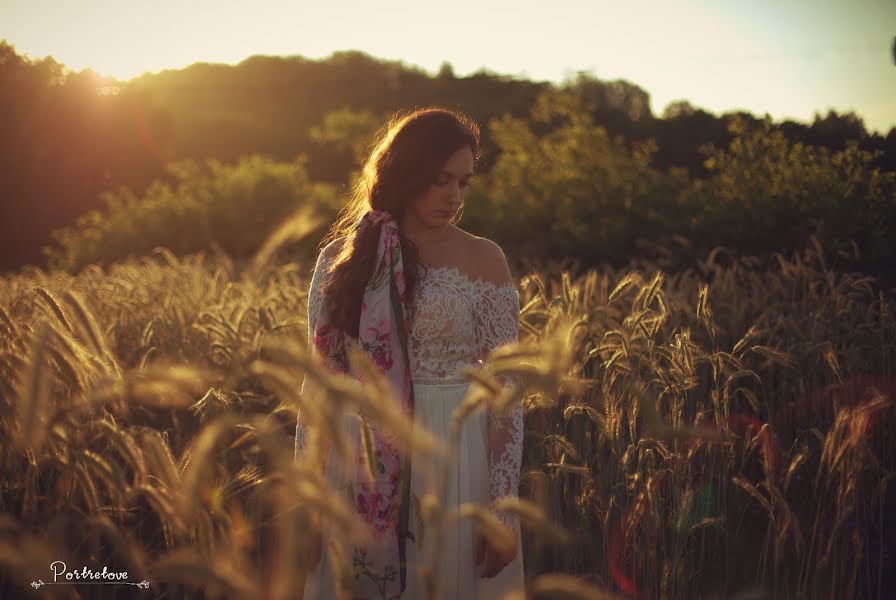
2 0 894 134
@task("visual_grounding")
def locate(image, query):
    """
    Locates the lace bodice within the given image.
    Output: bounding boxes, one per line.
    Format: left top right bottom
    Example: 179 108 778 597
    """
297 247 524 527
409 264 519 383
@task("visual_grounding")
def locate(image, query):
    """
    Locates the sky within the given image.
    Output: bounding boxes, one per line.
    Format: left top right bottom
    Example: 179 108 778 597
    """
1 0 894 134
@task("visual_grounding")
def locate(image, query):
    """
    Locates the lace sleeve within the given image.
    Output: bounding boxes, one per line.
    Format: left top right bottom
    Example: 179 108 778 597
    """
295 248 334 461
473 281 523 528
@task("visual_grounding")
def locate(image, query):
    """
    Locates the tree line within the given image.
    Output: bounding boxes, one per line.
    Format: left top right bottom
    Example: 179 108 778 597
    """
1 40 893 280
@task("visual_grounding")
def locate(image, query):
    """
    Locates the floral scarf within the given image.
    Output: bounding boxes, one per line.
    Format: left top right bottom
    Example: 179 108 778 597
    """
311 209 415 598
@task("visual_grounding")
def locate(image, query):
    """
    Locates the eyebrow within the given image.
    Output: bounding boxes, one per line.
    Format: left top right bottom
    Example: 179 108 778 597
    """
439 170 474 178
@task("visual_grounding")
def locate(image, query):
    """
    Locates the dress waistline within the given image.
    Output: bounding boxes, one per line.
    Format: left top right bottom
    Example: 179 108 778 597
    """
412 379 469 387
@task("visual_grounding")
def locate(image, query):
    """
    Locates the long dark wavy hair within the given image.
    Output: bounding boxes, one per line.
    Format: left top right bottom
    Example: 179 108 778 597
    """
319 107 481 338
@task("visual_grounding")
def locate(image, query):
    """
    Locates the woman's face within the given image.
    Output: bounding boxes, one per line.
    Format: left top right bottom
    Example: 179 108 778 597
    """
405 145 475 230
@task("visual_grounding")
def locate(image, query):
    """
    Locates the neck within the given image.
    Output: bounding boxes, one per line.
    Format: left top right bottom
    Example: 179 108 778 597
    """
399 214 452 247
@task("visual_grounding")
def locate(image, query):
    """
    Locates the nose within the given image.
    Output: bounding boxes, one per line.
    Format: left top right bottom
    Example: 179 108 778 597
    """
445 182 463 207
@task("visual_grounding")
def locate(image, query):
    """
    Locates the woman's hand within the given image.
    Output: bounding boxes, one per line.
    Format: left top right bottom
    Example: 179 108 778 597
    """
475 523 518 578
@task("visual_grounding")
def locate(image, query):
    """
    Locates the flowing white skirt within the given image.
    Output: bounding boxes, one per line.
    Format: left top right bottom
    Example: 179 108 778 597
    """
302 381 525 600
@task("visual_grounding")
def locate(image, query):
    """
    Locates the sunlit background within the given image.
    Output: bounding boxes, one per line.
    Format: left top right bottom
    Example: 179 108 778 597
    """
2 0 893 133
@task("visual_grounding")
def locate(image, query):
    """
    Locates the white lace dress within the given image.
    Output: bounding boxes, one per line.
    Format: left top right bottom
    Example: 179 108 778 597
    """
296 249 525 599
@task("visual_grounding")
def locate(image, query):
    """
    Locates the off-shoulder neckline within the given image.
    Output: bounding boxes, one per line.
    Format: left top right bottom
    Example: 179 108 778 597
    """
420 264 518 293
317 253 517 293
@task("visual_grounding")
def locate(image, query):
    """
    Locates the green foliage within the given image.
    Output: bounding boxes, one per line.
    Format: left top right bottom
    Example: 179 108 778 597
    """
3 39 893 275
458 92 894 277
38 89 896 283
685 116 896 270
43 154 340 272
463 89 690 267
309 107 389 165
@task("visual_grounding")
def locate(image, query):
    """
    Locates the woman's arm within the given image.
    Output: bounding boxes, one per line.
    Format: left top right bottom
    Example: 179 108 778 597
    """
471 239 524 530
295 243 338 461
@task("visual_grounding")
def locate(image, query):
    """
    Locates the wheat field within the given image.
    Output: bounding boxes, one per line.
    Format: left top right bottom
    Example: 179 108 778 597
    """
0 235 893 599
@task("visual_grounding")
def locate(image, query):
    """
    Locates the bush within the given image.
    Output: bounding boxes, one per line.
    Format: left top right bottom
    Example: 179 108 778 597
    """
43 154 341 272
461 91 894 280
685 116 896 273
463 89 690 269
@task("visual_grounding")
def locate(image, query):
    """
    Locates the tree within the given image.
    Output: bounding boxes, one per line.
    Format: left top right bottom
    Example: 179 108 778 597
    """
662 100 697 120
808 109 869 149
437 61 455 80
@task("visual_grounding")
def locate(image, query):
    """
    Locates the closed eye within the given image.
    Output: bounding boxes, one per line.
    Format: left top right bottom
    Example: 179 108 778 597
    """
436 179 473 190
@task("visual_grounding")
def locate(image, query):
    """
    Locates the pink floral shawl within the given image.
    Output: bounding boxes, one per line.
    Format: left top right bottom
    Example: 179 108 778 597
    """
311 209 415 598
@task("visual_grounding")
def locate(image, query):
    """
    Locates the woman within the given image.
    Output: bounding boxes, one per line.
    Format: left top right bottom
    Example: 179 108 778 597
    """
295 107 524 599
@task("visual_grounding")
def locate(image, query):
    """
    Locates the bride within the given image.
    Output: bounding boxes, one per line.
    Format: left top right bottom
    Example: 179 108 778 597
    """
295 107 524 599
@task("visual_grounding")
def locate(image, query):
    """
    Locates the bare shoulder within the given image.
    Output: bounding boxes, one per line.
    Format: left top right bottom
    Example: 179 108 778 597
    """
462 232 512 286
